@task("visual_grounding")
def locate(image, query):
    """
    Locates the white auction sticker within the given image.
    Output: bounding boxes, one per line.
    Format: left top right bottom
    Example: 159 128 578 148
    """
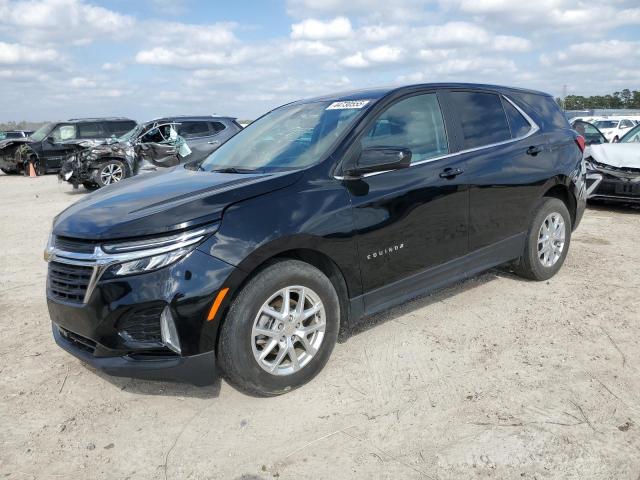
326 100 370 110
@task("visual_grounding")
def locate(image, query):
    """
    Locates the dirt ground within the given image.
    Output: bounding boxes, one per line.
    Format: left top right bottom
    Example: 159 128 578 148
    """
1 173 639 480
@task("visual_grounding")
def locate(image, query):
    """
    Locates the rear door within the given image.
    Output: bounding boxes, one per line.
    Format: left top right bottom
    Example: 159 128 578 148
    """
446 90 542 251
345 91 469 307
178 120 217 162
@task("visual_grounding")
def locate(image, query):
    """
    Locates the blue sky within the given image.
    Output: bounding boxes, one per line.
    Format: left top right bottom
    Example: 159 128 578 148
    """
1 0 639 122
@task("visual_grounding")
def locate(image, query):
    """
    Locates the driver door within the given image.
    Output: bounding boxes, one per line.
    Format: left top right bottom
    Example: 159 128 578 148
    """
344 91 469 313
42 124 77 171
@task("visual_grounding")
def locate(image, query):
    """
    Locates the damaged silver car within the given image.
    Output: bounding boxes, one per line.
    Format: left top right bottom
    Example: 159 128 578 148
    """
585 124 640 203
59 116 241 189
0 118 136 175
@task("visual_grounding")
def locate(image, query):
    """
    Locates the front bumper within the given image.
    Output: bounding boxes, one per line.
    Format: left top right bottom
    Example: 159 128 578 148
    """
53 323 217 385
47 248 237 385
586 166 640 203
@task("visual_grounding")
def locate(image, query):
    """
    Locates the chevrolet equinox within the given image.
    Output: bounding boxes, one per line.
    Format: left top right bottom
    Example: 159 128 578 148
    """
45 84 586 396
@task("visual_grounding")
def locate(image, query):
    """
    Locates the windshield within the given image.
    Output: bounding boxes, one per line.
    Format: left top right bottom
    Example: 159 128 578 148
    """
594 120 619 129
199 101 367 172
621 125 640 143
29 123 54 142
115 124 143 143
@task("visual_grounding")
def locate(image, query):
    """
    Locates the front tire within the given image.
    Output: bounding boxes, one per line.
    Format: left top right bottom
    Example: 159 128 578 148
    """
218 260 340 396
1 168 18 175
513 197 571 281
95 160 127 187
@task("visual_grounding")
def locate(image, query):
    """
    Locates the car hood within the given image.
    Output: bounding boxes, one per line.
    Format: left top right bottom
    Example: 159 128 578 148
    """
53 166 303 240
0 137 31 150
589 143 640 169
84 141 132 159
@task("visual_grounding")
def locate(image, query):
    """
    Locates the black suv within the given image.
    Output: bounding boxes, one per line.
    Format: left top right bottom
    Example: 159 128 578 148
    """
59 116 241 189
0 118 136 175
45 83 586 396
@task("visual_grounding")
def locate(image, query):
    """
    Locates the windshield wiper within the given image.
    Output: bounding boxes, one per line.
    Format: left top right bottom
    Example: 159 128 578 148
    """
211 167 261 174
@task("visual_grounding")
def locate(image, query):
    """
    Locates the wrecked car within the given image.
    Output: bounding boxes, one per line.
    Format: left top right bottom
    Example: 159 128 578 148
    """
0 118 136 175
585 130 640 203
59 116 241 189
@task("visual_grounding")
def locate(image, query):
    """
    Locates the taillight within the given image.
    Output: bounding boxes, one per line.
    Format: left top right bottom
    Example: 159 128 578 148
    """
575 135 585 153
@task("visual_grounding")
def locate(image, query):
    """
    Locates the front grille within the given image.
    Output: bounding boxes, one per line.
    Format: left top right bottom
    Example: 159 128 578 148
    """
54 236 97 254
117 306 164 343
48 261 94 303
58 326 96 354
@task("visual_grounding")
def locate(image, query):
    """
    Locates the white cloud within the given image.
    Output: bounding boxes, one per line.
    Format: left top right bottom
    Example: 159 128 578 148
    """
291 17 353 40
340 52 369 68
365 45 403 63
491 35 531 52
0 0 135 45
101 62 124 71
0 42 61 64
287 40 336 56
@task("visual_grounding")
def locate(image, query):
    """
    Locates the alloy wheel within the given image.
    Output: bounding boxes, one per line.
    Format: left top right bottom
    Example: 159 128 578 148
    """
251 286 326 376
537 212 565 267
100 163 124 185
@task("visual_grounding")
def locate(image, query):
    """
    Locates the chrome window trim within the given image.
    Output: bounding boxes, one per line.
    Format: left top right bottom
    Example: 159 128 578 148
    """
45 224 218 303
334 94 540 180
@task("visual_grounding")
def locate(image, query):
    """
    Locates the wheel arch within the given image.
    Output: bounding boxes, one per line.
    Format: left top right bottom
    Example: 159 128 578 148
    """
542 181 577 227
213 247 352 351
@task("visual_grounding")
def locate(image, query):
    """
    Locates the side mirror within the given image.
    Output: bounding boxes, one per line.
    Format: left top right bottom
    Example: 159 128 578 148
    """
46 136 55 143
346 147 412 177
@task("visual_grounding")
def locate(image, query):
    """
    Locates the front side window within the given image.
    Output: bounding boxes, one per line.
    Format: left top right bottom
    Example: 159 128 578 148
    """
450 91 511 149
361 93 448 164
200 101 365 172
50 124 77 142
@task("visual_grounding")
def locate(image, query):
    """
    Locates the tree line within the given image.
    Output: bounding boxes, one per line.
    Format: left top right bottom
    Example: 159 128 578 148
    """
557 89 640 110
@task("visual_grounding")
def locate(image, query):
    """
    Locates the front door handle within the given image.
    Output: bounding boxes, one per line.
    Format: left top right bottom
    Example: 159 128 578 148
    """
439 167 464 179
526 145 543 156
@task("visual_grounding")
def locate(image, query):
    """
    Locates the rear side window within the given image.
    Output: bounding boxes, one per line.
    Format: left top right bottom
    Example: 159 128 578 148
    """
450 91 511 149
502 98 532 138
179 121 210 138
361 93 449 163
77 123 104 138
209 121 226 133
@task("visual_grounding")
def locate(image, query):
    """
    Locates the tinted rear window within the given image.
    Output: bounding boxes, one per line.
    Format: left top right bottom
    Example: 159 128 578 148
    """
450 91 511 149
210 121 226 133
502 98 532 138
179 121 210 138
78 123 104 138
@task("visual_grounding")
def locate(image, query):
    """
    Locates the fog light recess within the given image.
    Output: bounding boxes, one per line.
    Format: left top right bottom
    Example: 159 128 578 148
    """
160 306 181 354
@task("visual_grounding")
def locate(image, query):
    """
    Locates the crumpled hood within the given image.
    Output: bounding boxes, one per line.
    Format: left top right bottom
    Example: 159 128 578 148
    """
0 137 31 150
53 166 303 240
589 143 640 169
85 141 131 159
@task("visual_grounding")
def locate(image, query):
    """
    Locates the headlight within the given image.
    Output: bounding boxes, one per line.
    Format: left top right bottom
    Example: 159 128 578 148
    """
102 223 219 277
108 248 190 276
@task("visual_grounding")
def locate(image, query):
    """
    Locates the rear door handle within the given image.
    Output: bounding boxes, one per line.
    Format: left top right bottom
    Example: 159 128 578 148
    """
207 140 220 145
526 145 543 156
439 167 464 179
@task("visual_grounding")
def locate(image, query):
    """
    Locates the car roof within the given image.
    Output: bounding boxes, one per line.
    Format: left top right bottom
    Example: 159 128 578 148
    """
292 82 552 105
146 115 236 123
66 117 136 123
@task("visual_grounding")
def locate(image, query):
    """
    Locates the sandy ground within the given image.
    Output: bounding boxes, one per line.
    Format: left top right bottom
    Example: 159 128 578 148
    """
1 173 639 480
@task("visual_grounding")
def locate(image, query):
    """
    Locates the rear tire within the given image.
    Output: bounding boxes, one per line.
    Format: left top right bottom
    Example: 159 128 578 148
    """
218 260 340 396
513 197 571 281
